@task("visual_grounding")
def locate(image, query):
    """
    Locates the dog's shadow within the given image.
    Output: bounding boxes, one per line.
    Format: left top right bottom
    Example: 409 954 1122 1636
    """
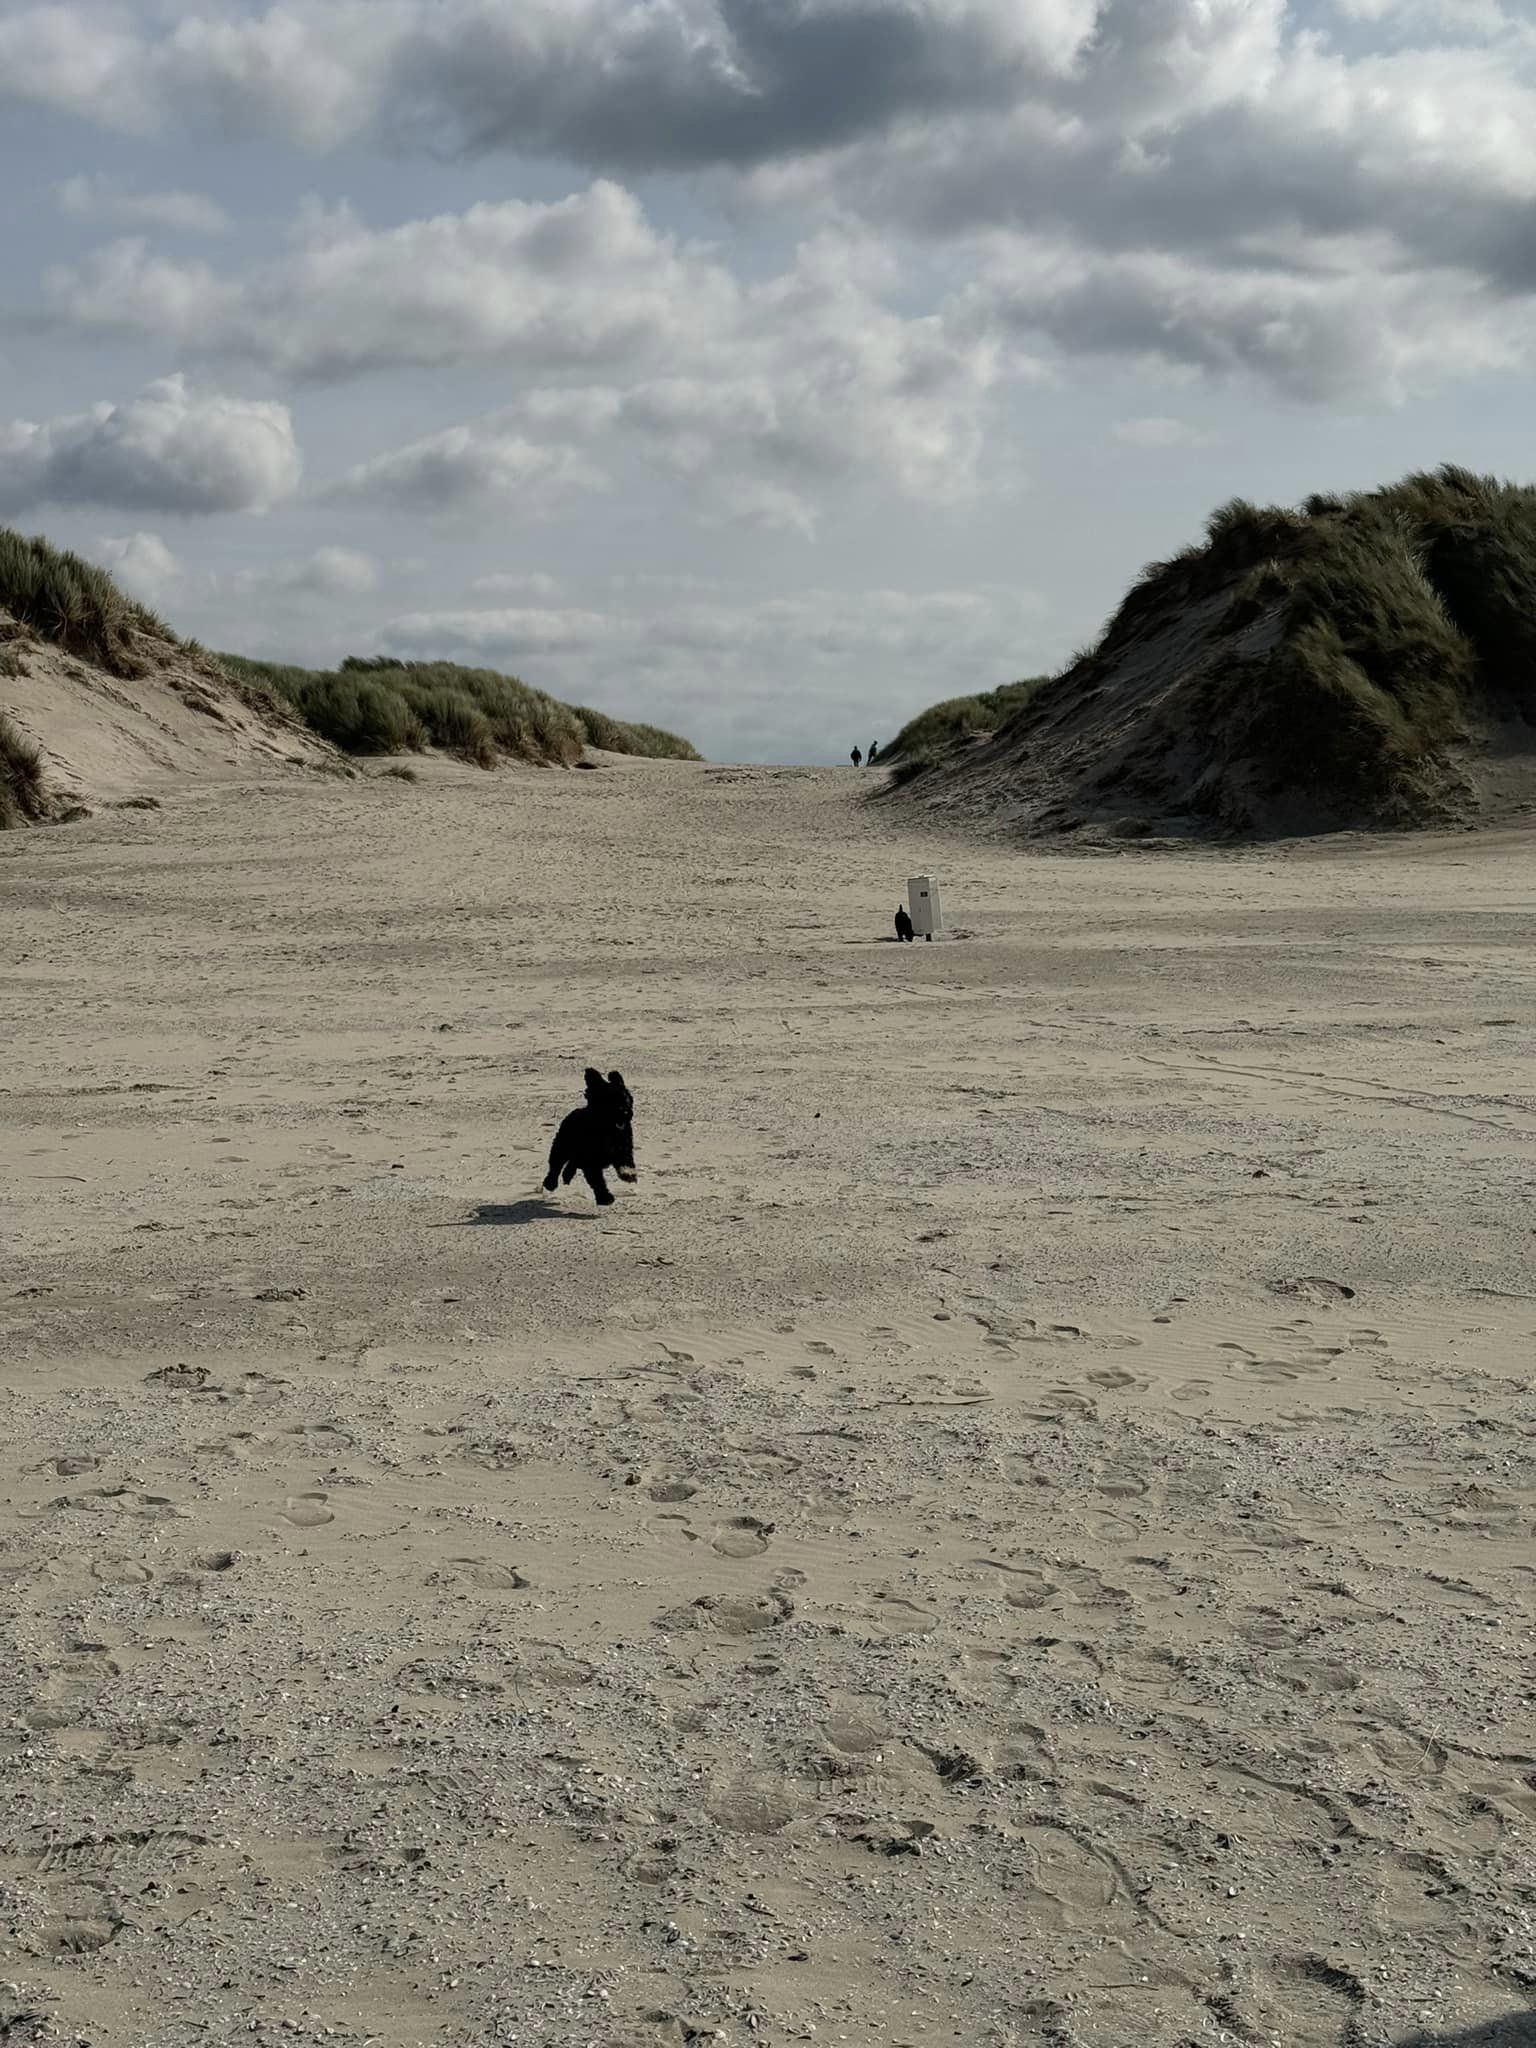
463 1197 590 1227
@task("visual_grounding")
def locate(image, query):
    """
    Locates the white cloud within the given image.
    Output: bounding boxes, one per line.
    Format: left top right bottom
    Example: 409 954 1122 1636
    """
385 606 616 658
327 422 607 513
0 376 302 517
56 174 228 234
969 236 1530 401
47 184 735 381
0 2 1095 155
473 571 562 597
1111 416 1214 449
382 584 1044 668
61 191 1002 521
372 581 1053 758
25 3 1536 410
94 530 183 603
231 547 380 597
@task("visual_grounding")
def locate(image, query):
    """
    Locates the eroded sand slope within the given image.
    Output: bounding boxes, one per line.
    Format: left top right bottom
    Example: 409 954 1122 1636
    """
1 611 339 813
2 760 1533 2048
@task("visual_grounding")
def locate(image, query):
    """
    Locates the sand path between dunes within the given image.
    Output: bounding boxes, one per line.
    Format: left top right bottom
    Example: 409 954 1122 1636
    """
2 758 1533 2048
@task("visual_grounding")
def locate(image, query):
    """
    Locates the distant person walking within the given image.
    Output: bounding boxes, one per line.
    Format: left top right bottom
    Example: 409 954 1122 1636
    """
868 740 879 764
850 745 863 767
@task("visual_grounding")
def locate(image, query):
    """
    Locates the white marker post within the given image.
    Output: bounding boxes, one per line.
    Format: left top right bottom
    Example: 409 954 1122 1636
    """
907 874 943 941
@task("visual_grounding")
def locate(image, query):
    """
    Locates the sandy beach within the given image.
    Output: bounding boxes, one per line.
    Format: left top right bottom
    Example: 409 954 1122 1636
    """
2 758 1533 2048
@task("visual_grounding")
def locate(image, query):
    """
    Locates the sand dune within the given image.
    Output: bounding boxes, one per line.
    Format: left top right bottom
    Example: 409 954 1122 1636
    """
2 759 1533 2047
0 604 340 816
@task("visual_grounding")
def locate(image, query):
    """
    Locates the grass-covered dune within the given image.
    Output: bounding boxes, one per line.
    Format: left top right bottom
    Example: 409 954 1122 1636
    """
0 527 700 827
881 677 1052 780
218 653 701 768
0 709 48 828
0 526 179 679
886 467 1536 838
1 528 330 825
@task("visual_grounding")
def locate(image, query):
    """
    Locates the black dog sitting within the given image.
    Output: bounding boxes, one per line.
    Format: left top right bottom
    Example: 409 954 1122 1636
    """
544 1068 637 1207
894 904 915 943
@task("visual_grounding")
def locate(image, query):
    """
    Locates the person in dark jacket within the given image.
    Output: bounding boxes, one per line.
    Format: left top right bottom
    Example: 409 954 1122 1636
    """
850 745 863 767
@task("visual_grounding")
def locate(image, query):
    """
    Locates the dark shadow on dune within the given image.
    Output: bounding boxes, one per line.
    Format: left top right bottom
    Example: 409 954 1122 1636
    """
463 1199 589 1227
1396 2019 1536 2048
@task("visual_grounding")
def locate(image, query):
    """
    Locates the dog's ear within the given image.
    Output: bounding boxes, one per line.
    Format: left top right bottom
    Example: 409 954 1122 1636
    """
608 1070 626 1092
584 1067 604 1098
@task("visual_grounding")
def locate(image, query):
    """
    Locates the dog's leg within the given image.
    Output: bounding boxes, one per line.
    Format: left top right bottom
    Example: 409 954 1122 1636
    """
562 1160 581 1184
583 1166 615 1207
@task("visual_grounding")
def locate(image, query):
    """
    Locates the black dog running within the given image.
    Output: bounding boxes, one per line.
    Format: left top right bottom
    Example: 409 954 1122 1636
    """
544 1068 637 1207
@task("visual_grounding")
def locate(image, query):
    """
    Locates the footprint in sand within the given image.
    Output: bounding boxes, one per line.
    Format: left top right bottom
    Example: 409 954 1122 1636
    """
984 1561 1059 1611
447 1557 528 1591
286 1421 355 1450
1417 1572 1494 1612
1261 1656 1360 1701
848 1817 936 1856
1119 1645 1197 1700
999 1452 1054 1489
1054 1562 1130 1605
823 1712 891 1757
144 1363 213 1393
36 1892 124 1959
706 1773 797 1835
1374 1851 1468 1942
1035 1637 1103 1681
1363 1726 1448 1785
1227 1355 1316 1384
1224 1517 1307 1554
1268 1276 1356 1306
1270 1488 1342 1530
512 1641 596 1690
1020 1389 1098 1424
51 1486 178 1519
1094 1465 1151 1500
654 1389 705 1416
622 1839 681 1887
19 1827 207 1879
1086 1367 1149 1391
280 1492 334 1528
656 1589 795 1637
90 1556 152 1586
455 1437 524 1472
1017 1825 1125 1931
211 1370 289 1411
645 1476 697 1503
869 1592 939 1637
1242 1611 1314 1652
1419 1485 1522 1536
1246 1957 1365 2047
727 1444 802 1480
711 1516 774 1558
1085 1508 1139 1542
1171 1379 1214 1404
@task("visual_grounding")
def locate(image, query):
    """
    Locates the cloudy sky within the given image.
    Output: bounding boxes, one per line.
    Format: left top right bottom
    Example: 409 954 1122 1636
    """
3 1 1534 761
